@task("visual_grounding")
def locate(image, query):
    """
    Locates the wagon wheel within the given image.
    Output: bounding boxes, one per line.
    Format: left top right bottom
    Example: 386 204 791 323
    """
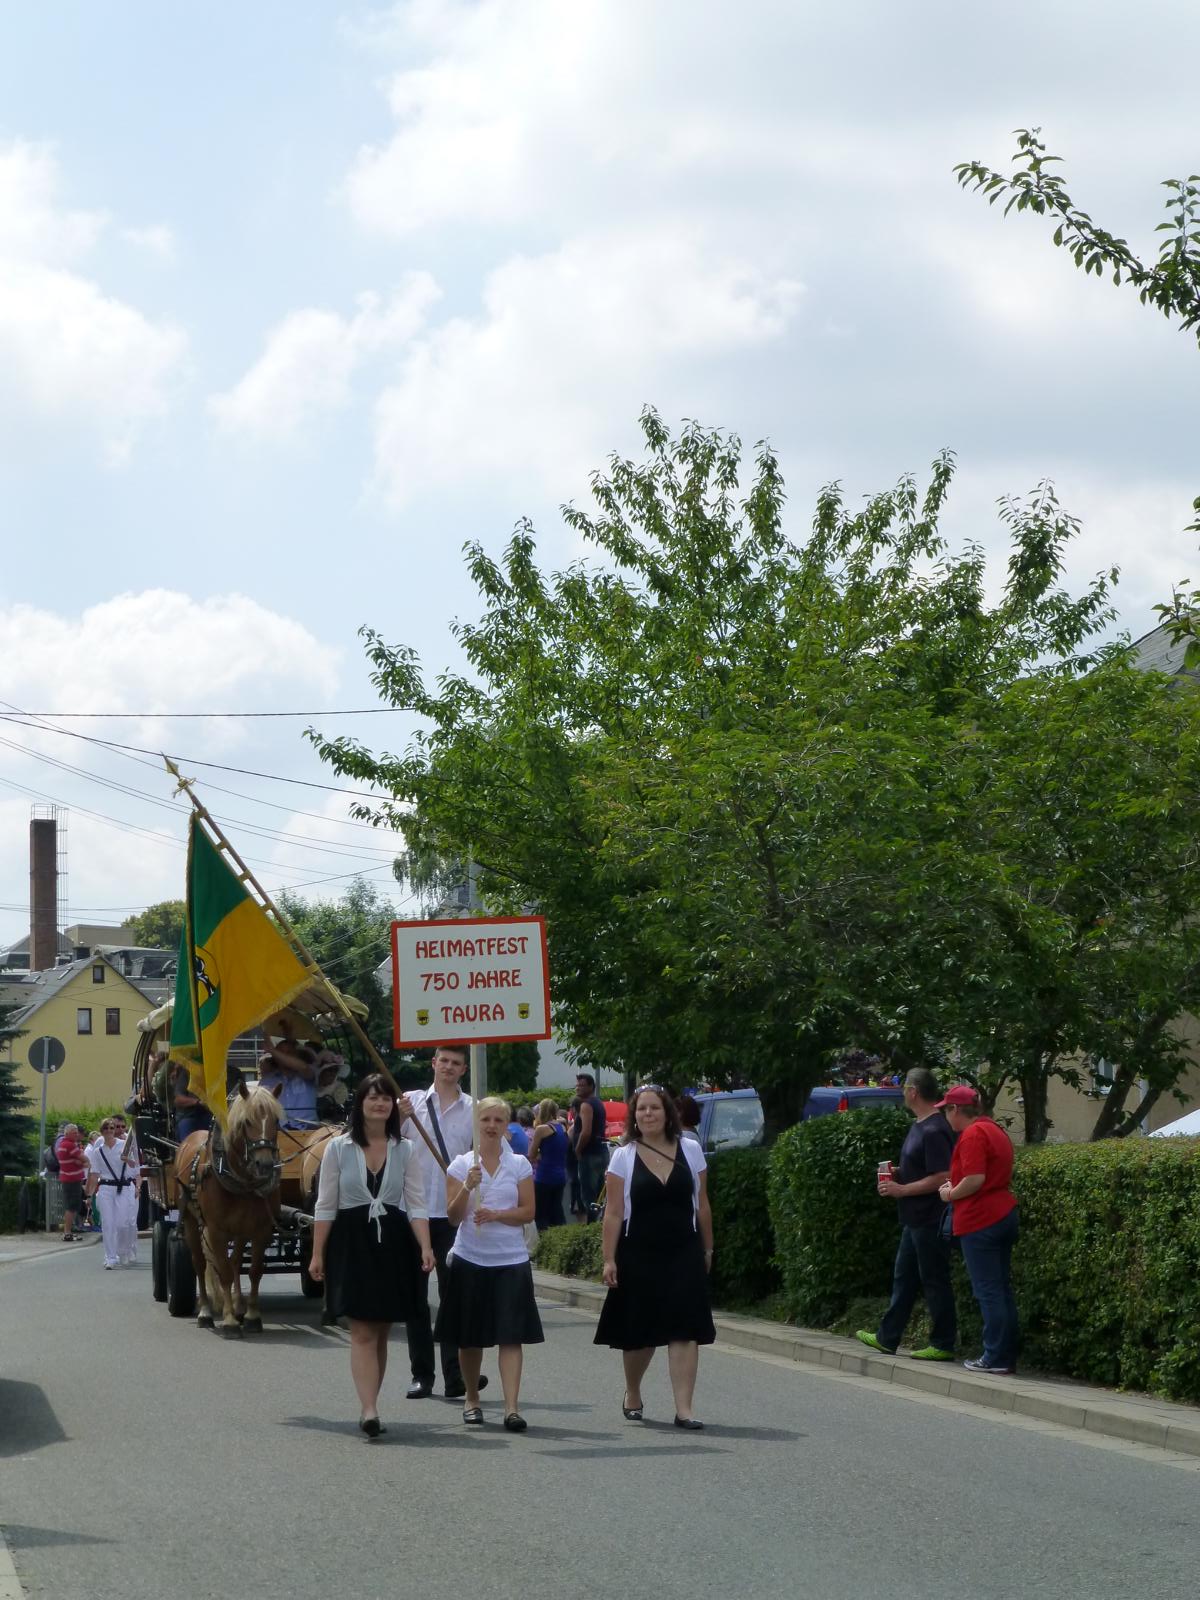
298 1230 324 1299
166 1229 197 1318
151 1218 171 1303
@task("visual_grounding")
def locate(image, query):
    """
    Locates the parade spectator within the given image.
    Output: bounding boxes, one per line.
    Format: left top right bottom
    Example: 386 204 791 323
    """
438 1097 543 1431
398 1044 485 1400
258 1013 319 1128
309 1075 435 1438
528 1099 568 1229
677 1095 703 1146
85 1119 139 1269
572 1072 610 1218
565 1098 582 1218
54 1124 87 1242
507 1104 533 1156
856 1067 956 1360
937 1086 1020 1375
595 1084 715 1429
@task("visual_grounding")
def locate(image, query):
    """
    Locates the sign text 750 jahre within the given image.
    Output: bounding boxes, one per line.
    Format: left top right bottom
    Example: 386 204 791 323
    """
390 916 551 1047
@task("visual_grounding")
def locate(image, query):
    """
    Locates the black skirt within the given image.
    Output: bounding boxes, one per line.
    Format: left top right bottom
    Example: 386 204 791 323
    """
594 1148 715 1350
324 1202 421 1324
434 1255 545 1349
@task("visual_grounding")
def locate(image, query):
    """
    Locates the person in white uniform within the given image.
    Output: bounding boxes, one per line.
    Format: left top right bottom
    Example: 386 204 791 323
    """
85 1119 140 1269
109 1114 142 1257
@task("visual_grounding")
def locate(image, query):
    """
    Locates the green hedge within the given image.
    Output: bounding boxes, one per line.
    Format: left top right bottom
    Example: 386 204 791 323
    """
767 1107 911 1326
0 1176 44 1233
707 1148 780 1306
533 1222 604 1279
1008 1138 1200 1400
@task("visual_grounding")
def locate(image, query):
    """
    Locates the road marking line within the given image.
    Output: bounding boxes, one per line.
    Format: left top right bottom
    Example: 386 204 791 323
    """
0 1525 28 1600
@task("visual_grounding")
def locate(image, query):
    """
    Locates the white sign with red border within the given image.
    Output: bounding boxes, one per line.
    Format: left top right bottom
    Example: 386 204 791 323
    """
391 915 551 1048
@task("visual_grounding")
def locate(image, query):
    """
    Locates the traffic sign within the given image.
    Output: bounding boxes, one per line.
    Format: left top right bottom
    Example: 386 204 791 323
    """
391 916 551 1048
28 1035 65 1074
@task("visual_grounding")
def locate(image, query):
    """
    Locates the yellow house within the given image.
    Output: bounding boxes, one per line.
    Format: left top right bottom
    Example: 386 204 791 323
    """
2 954 159 1114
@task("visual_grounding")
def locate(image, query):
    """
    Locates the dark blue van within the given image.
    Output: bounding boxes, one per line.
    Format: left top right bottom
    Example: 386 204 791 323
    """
693 1084 904 1153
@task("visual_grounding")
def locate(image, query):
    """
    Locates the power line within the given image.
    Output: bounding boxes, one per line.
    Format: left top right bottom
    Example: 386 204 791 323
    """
5 709 400 719
0 713 393 800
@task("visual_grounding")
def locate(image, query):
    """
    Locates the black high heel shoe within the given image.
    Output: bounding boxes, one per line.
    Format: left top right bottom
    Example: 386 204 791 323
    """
622 1393 644 1421
359 1416 384 1439
673 1416 704 1430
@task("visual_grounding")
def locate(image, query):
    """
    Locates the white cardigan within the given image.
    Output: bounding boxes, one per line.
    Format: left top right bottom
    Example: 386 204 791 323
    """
606 1139 706 1233
314 1134 429 1236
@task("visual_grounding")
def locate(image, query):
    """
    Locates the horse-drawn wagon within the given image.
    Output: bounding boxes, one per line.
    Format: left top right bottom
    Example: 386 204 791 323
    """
130 982 370 1331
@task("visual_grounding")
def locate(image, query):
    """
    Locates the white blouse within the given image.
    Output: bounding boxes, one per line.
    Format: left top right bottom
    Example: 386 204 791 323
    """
606 1139 707 1233
447 1145 533 1267
314 1134 429 1241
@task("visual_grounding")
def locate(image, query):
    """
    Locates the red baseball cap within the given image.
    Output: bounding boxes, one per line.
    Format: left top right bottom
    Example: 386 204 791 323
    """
936 1084 981 1109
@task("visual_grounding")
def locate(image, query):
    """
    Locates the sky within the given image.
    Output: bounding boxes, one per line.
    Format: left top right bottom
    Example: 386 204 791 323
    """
2 0 1199 948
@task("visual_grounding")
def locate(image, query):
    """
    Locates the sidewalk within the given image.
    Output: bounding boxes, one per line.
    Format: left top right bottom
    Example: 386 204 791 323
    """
0 1232 100 1266
533 1269 1200 1458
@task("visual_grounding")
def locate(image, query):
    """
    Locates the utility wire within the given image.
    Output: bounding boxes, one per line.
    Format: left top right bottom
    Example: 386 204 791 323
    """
4 709 400 718
0 712 393 800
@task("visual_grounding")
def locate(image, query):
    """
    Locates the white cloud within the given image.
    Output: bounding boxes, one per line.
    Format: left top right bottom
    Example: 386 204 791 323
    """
0 141 186 462
0 590 339 726
121 223 176 262
209 273 440 442
370 228 803 505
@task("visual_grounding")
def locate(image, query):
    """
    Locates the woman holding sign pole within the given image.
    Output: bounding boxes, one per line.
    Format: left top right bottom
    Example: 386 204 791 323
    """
437 1097 544 1431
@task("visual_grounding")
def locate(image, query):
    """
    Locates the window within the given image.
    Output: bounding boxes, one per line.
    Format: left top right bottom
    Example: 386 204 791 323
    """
92 964 105 984
704 1096 765 1153
76 1008 92 1035
105 1008 121 1036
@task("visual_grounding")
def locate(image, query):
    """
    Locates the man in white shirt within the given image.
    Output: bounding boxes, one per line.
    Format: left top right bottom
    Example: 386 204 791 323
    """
398 1044 487 1400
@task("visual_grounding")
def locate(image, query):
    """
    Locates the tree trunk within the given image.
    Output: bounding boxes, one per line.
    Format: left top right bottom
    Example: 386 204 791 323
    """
757 1073 817 1145
1019 1065 1052 1144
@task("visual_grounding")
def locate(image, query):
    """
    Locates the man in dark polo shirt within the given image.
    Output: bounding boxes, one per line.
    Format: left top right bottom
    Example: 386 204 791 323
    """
856 1067 957 1360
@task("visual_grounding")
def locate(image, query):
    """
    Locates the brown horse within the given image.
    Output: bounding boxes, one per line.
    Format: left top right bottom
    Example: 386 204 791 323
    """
176 1082 283 1337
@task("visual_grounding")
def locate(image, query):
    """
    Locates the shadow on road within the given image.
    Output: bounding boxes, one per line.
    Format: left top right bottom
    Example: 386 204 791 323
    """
0 1380 67 1458
3 1524 114 1550
280 1415 510 1449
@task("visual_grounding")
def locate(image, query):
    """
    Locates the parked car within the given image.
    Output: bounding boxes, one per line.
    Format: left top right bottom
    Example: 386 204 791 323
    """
692 1083 905 1154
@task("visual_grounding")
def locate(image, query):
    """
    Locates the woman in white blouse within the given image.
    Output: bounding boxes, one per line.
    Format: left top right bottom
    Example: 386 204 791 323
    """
310 1075 435 1438
437 1097 544 1431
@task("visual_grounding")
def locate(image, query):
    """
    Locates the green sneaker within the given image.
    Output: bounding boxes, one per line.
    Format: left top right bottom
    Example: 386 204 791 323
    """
910 1346 955 1361
855 1330 897 1355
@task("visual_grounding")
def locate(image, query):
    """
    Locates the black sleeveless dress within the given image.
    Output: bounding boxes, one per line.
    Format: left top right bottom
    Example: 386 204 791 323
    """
594 1145 715 1350
325 1165 421 1324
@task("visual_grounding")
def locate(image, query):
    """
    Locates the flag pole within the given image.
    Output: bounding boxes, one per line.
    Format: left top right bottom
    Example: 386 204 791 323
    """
163 757 448 1173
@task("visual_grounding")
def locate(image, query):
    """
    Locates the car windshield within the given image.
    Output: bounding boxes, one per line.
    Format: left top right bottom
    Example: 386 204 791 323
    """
706 1097 764 1151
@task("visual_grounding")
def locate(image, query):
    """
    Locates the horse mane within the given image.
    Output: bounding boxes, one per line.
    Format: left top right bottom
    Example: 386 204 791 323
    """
227 1081 283 1142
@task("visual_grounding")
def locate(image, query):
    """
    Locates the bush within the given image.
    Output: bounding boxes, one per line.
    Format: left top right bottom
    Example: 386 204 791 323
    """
1009 1137 1200 1401
767 1106 911 1326
707 1148 779 1306
0 1176 44 1233
533 1221 604 1279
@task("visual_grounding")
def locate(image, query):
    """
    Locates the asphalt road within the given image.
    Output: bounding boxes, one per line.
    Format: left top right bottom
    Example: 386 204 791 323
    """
1 1243 1197 1600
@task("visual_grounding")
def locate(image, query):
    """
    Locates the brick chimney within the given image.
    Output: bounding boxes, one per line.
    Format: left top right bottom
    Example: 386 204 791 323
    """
29 817 58 972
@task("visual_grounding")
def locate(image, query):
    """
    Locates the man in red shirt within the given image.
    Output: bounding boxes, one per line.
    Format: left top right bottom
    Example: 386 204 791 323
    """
937 1086 1019 1375
54 1123 89 1242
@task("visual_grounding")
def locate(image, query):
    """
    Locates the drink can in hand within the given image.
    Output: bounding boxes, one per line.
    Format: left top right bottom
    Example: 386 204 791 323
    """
877 1160 893 1183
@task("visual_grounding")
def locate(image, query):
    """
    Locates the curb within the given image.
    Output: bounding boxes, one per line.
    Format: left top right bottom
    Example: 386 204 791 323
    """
0 1525 27 1600
533 1270 1200 1459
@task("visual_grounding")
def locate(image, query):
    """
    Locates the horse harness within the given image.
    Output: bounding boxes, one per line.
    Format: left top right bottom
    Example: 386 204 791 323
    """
182 1118 281 1201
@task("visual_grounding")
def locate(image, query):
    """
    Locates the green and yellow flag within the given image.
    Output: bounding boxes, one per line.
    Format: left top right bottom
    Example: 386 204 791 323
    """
169 815 312 1126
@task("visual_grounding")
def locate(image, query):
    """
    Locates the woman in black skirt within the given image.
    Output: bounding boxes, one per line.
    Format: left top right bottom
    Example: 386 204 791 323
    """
310 1075 435 1437
436 1097 543 1431
595 1084 715 1429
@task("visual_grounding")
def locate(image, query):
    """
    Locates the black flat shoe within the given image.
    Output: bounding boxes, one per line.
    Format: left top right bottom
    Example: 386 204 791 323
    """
673 1416 704 1431
622 1393 644 1421
406 1380 433 1399
463 1406 484 1425
503 1412 527 1432
358 1417 384 1439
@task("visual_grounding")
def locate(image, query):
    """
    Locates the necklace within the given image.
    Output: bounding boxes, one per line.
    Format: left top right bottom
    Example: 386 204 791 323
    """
638 1138 676 1162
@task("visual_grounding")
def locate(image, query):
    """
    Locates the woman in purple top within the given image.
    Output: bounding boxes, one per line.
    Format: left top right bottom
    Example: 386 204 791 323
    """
528 1099 568 1229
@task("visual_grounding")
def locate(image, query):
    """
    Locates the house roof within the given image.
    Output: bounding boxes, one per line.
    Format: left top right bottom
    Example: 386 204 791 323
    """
9 952 159 1028
1129 622 1197 679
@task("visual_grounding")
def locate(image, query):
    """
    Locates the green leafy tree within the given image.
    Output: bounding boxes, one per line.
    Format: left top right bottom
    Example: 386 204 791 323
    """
125 900 186 950
0 999 35 1172
487 1040 540 1096
277 880 398 1060
954 127 1200 662
309 411 1181 1140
